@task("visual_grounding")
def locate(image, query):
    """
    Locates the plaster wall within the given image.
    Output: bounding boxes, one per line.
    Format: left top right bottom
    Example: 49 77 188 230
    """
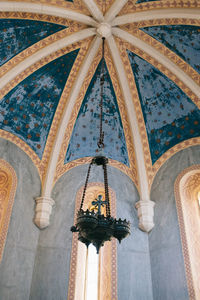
0 138 41 300
29 163 153 300
150 145 200 300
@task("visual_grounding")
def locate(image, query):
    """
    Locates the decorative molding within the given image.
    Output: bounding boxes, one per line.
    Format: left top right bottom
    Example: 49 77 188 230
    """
54 45 102 185
34 196 55 229
0 159 17 262
40 39 92 189
107 35 152 200
0 1 92 21
135 200 155 232
120 25 200 88
82 0 104 22
113 28 200 99
94 0 115 14
42 37 101 197
120 17 200 28
0 130 42 178
105 43 138 186
114 9 200 26
151 138 200 188
0 40 91 183
55 42 138 188
0 16 86 77
115 37 200 188
0 28 96 93
115 37 153 189
104 0 129 23
120 0 200 15
174 165 200 299
67 182 117 300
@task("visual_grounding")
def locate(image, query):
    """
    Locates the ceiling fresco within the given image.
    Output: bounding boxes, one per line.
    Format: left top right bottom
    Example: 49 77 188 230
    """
141 25 200 74
128 50 200 165
0 49 79 158
0 0 199 190
0 19 66 66
65 58 129 166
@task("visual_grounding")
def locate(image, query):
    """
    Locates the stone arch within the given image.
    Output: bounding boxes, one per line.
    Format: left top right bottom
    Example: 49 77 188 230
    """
67 182 117 300
174 165 200 299
0 159 17 261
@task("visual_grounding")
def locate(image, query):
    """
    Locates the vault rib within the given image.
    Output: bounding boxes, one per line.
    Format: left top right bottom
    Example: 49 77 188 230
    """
82 0 104 22
113 28 200 98
0 28 96 90
104 0 129 23
0 1 98 26
112 8 200 26
42 36 102 197
106 35 150 201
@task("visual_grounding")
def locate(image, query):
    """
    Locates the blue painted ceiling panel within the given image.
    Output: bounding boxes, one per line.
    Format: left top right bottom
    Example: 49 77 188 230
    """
127 50 200 165
0 49 79 159
136 0 158 3
141 25 200 74
0 19 66 66
65 59 129 166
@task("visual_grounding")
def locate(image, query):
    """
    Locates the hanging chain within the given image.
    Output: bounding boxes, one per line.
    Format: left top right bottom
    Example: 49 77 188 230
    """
103 162 111 217
80 161 93 210
97 37 105 150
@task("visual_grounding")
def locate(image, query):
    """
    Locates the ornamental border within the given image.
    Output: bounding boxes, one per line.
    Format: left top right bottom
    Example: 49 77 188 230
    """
120 0 200 15
0 14 86 77
2 0 90 15
0 39 92 183
121 24 200 87
0 159 17 262
174 164 200 299
116 37 200 187
54 43 138 187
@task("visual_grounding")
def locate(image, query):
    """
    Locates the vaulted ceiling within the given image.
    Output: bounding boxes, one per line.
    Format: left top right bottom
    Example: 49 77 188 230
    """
0 0 199 199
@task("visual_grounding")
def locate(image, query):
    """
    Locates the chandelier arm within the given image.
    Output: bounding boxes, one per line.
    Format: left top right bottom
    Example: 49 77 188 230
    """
103 163 111 217
80 161 93 210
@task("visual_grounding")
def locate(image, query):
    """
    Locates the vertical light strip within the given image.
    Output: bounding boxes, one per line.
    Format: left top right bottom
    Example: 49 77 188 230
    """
86 245 99 300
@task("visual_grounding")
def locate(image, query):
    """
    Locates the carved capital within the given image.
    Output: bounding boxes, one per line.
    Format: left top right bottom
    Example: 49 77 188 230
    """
34 196 55 229
135 200 155 233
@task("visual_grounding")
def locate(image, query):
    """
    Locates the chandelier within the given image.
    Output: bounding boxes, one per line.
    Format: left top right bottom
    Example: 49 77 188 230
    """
71 38 130 253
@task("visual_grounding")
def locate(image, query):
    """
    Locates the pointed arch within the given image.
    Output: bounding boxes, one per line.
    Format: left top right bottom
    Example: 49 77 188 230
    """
174 165 200 299
0 159 17 261
67 182 117 300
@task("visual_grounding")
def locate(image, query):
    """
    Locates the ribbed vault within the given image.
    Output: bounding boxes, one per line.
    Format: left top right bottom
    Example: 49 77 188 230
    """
0 0 200 204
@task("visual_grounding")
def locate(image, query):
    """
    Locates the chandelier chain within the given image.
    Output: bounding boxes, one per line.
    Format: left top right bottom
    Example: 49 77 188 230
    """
97 37 105 149
103 163 111 217
80 161 93 210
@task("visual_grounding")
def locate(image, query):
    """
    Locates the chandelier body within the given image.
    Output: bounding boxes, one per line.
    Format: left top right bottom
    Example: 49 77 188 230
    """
71 155 130 253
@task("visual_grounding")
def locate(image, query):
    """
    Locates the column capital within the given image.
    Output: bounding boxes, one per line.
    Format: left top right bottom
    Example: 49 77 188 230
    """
135 200 155 233
34 196 55 229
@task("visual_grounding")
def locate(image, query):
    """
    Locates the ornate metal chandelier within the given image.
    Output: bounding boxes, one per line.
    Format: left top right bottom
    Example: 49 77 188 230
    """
71 38 130 253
